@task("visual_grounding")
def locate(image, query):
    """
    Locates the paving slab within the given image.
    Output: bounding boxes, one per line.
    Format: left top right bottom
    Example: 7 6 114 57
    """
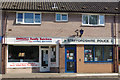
2 73 119 79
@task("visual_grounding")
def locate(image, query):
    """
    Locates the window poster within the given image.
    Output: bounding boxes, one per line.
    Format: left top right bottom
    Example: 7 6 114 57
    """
69 57 73 60
70 53 73 56
85 49 93 61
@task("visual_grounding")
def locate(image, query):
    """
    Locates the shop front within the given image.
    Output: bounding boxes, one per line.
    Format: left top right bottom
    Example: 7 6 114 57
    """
3 37 60 73
2 37 116 73
59 38 115 73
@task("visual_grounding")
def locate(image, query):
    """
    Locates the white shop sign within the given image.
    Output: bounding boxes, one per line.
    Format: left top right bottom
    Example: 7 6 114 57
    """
3 37 116 45
62 38 116 45
7 62 39 68
3 37 61 44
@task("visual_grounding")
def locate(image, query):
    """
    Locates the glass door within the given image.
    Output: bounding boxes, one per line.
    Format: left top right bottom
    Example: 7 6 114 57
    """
40 48 50 72
65 46 76 73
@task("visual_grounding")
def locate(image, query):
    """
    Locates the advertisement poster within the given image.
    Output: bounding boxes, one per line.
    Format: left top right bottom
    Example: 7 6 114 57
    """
8 62 39 68
85 49 93 61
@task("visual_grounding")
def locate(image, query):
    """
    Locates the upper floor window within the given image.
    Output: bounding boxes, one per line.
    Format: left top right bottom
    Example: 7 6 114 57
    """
82 14 104 26
16 12 41 24
56 13 68 21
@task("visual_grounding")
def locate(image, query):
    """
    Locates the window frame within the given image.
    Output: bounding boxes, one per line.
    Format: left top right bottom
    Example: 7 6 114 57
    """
16 12 41 24
84 45 113 63
82 14 105 26
56 13 68 22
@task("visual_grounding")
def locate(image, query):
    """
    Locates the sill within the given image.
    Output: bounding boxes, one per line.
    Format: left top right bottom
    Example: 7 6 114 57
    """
81 24 105 27
55 20 68 23
16 23 41 25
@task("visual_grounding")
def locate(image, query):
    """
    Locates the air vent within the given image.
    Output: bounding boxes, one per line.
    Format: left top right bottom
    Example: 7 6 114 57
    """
115 7 118 10
61 6 65 9
8 29 12 31
52 3 58 9
82 6 87 9
104 7 108 10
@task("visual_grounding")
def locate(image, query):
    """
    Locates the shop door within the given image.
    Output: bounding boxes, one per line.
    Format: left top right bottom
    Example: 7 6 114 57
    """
65 46 76 73
40 49 50 72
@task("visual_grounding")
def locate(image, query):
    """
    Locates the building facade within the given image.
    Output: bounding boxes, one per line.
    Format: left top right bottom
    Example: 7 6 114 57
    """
1 2 120 74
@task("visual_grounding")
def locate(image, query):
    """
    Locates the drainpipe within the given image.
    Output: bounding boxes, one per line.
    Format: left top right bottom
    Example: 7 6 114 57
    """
114 14 118 73
0 10 2 74
1 11 7 74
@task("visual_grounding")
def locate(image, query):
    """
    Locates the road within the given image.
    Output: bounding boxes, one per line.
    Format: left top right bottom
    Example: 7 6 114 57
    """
1 78 120 80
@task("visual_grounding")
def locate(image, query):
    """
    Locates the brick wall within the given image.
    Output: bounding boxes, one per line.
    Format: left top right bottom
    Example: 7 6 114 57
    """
59 46 65 73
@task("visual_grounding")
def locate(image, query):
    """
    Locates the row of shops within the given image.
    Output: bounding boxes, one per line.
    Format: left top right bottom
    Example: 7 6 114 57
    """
1 37 118 73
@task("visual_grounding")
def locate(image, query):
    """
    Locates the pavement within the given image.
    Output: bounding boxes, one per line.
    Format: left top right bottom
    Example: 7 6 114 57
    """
1 73 119 79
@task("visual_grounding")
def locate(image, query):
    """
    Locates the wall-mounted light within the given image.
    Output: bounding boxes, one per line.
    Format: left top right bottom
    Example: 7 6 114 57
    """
80 29 84 37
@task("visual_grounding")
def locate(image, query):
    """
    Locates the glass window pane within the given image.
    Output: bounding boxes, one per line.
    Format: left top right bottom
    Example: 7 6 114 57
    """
84 46 94 61
67 62 75 72
89 15 98 25
41 50 48 66
8 45 39 62
56 14 61 21
24 13 34 23
67 49 75 60
62 14 67 20
51 46 56 62
35 14 41 23
95 46 103 61
104 46 112 61
100 15 104 24
17 13 23 22
83 15 88 24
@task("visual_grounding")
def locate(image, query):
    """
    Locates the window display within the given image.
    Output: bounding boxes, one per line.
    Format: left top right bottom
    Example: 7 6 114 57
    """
84 46 93 61
95 46 103 61
8 45 39 62
104 46 112 61
84 46 113 62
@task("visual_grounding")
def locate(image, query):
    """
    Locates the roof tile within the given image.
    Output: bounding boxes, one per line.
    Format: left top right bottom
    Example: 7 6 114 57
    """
2 2 119 13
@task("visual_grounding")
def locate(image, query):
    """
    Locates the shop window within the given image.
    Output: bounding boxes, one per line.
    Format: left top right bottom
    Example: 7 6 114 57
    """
16 12 41 24
84 46 113 62
56 13 68 21
104 46 113 61
94 46 103 61
82 14 104 26
51 46 56 62
8 45 39 62
84 46 94 61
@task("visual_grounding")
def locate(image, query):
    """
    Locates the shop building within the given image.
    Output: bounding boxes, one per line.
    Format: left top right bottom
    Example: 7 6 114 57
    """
1 2 119 74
